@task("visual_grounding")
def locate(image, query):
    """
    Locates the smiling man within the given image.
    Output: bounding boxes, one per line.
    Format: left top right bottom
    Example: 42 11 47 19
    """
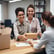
14 7 29 40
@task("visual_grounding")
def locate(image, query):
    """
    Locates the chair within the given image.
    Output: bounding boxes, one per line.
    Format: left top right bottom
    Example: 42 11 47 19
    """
4 19 14 39
4 19 12 27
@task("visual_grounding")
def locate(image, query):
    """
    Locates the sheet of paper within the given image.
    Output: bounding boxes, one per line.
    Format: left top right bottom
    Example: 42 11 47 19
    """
33 40 40 42
15 40 40 47
15 42 30 47
26 39 40 42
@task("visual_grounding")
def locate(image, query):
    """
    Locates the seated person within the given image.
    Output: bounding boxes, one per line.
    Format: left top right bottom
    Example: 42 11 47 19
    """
26 4 42 39
28 11 54 54
26 4 41 33
14 7 29 40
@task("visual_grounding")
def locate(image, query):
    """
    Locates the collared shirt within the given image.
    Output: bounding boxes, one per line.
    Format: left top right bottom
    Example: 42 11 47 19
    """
13 20 29 39
26 17 41 33
33 27 54 54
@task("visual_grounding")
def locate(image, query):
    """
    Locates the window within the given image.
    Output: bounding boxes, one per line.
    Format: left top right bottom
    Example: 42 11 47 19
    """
0 4 2 21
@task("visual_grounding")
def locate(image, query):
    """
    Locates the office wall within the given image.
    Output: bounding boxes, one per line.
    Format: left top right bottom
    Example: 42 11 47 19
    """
0 4 1 21
2 2 8 22
50 0 54 15
1 0 50 23
46 0 50 11
8 0 50 23
8 0 34 23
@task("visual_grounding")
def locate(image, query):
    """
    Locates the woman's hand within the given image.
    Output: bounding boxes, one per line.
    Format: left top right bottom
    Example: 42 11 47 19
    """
37 32 42 38
27 39 34 47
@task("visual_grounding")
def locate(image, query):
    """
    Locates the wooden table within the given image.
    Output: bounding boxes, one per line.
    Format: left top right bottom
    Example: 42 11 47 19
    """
0 39 34 54
0 39 44 54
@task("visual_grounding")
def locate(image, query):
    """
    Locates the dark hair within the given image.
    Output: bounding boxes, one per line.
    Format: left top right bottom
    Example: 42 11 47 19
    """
42 11 52 22
15 7 25 16
49 16 54 27
42 11 54 27
27 4 35 17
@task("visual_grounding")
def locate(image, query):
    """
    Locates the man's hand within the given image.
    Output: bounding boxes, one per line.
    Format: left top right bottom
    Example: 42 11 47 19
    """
22 35 28 40
18 35 27 40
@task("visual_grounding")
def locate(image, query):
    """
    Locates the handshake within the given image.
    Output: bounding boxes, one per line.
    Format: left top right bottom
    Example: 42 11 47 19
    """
18 33 42 41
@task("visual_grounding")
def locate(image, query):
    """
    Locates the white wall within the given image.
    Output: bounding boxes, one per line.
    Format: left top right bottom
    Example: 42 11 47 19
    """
50 0 54 15
0 4 1 21
0 1 8 22
1 0 50 23
8 0 50 23
8 0 34 23
2 2 8 22
46 0 50 11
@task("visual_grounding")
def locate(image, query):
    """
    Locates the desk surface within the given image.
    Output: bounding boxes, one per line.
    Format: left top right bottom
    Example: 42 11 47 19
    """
0 40 34 54
0 39 44 54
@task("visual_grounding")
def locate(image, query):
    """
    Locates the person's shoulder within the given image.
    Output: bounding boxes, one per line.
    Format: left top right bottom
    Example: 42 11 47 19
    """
25 17 29 23
43 30 52 36
24 21 29 26
33 17 39 21
14 21 18 25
